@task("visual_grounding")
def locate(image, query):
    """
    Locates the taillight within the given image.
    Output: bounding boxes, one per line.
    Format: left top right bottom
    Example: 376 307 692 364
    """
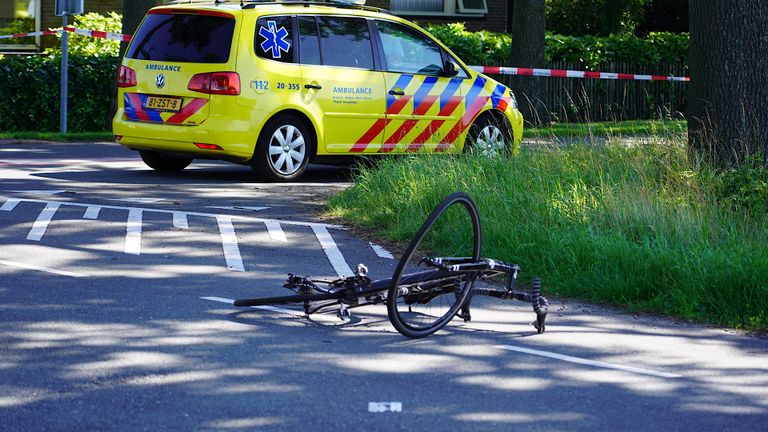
117 65 137 87
188 72 240 95
194 143 223 150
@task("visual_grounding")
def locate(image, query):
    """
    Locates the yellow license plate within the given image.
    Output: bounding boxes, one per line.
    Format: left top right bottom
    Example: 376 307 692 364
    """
144 96 182 112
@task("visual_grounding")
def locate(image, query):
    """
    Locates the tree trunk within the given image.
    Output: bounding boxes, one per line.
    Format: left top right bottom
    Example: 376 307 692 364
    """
120 0 158 58
688 0 768 166
510 0 547 126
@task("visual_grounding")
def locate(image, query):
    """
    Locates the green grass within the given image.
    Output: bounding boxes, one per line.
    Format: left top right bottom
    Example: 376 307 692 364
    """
328 139 768 332
526 120 687 138
0 131 114 142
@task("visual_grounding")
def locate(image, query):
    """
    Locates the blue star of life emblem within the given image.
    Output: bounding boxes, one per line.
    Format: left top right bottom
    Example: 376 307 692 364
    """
259 21 291 59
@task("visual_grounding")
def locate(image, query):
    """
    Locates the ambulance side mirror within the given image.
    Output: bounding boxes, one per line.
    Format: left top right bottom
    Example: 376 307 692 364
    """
442 61 459 77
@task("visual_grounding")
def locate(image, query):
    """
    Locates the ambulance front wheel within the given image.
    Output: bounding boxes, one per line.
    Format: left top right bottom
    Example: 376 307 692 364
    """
252 114 313 182
465 114 513 157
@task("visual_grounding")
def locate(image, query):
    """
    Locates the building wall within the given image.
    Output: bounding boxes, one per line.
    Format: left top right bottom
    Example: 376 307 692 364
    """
401 0 508 32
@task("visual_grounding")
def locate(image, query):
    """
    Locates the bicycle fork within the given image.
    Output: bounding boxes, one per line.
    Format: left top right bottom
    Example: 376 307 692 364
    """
466 271 548 333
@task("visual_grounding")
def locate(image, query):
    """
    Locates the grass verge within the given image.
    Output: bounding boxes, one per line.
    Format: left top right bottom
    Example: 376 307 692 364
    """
526 120 687 138
327 139 768 332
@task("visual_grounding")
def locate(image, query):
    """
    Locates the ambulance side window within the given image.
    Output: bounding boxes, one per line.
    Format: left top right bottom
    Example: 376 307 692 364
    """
298 16 321 65
317 16 374 69
376 20 444 76
255 16 296 63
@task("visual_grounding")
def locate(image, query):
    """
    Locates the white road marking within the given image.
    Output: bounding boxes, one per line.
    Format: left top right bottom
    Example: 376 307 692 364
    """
200 296 304 317
265 220 287 242
172 211 188 229
312 225 354 277
494 345 683 379
0 197 343 229
368 402 402 413
125 209 143 255
0 259 88 278
9 190 66 196
207 206 270 212
1 199 20 211
83 205 101 219
370 243 394 259
1 197 352 273
108 197 166 204
27 202 61 241
216 216 245 272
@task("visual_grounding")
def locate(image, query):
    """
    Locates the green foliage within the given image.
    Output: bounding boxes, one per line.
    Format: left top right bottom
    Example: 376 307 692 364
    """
426 23 689 70
0 55 119 133
328 141 768 331
45 12 122 57
546 0 648 36
545 32 689 69
425 23 511 66
716 158 768 217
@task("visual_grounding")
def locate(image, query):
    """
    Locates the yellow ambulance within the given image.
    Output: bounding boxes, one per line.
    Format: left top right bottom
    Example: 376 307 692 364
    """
113 0 523 181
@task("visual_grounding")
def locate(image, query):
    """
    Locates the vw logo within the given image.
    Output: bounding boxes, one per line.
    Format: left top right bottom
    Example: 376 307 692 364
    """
155 74 166 89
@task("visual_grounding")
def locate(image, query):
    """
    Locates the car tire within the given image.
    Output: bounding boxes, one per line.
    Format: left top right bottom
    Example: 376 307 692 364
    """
465 114 513 157
139 150 193 172
252 114 313 182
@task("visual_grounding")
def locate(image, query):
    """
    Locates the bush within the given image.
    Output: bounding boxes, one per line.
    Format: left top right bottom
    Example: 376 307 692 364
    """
44 12 122 57
426 23 689 70
424 23 511 66
0 55 118 132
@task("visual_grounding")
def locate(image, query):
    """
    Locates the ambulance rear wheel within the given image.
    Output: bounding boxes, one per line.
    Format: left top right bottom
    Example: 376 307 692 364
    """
139 150 193 172
253 114 312 182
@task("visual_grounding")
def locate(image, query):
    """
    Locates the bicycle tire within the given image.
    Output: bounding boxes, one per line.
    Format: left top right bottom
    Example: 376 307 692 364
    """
386 192 482 338
234 291 340 307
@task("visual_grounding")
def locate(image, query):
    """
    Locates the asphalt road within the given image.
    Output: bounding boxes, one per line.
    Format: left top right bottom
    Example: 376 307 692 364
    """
1 140 766 431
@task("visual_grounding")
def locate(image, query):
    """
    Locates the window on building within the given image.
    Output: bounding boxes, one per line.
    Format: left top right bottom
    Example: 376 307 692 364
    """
0 0 40 51
390 0 487 16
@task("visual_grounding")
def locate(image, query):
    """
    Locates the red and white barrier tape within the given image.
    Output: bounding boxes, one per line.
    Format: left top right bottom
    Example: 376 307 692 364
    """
0 27 131 42
3 28 690 82
63 26 132 42
471 66 689 82
0 30 59 40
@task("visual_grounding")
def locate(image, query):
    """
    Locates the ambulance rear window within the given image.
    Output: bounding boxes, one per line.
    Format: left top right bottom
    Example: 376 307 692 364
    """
127 12 235 63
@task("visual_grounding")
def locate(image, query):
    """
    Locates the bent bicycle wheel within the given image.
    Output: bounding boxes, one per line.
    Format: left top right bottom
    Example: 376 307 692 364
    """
386 192 482 338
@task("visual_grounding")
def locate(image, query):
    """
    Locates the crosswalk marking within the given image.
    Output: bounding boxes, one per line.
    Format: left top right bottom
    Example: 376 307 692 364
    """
265 220 287 242
172 211 189 229
27 202 61 241
125 209 143 255
312 225 354 277
0 196 364 277
1 198 20 211
83 205 101 219
216 216 245 272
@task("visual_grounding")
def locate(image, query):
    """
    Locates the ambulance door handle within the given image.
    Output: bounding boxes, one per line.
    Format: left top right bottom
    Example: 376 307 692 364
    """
304 84 322 90
389 90 405 96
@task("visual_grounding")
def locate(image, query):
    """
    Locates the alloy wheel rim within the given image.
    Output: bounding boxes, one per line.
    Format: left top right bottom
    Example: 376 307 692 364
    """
269 125 306 175
476 125 506 157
